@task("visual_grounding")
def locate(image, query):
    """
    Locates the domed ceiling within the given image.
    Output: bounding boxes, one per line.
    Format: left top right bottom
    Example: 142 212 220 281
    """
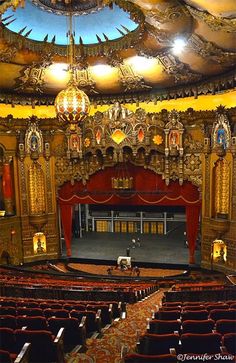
0 0 235 105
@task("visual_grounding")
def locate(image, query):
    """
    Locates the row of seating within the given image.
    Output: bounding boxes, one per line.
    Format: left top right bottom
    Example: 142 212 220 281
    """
123 290 236 362
0 327 65 363
0 270 155 292
0 297 123 319
154 308 236 322
147 318 236 335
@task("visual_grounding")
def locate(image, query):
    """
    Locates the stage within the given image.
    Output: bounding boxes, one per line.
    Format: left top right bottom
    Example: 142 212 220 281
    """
61 223 201 268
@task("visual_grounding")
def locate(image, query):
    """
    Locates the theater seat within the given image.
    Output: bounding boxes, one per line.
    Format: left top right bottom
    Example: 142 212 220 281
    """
182 319 215 334
181 310 208 321
44 309 69 318
48 317 86 352
0 308 16 316
16 308 43 317
209 309 236 322
0 350 12 363
155 310 181 321
0 343 31 363
0 328 15 353
138 333 180 355
148 320 181 334
124 353 177 362
181 333 222 354
0 315 16 330
15 328 65 363
216 319 236 335
70 310 101 336
223 333 236 355
16 316 48 330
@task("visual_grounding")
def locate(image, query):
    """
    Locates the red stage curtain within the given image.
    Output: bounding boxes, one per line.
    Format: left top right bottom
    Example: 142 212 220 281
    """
60 204 72 257
186 205 201 264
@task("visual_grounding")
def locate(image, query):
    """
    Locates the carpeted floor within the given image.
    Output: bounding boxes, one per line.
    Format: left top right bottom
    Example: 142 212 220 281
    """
66 289 165 363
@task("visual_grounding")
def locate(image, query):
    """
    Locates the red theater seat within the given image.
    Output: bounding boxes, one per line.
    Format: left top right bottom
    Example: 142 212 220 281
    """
48 317 86 352
223 333 236 355
17 308 43 317
16 316 48 330
181 333 222 354
0 315 16 330
216 319 236 335
182 319 215 334
155 310 181 320
181 310 208 321
15 328 65 363
209 309 236 322
148 320 181 334
44 309 69 318
0 328 15 353
0 308 16 316
124 353 177 362
0 349 12 363
138 333 180 355
71 310 101 336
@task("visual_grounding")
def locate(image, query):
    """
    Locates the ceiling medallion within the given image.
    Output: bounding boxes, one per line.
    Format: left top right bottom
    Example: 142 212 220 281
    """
31 0 106 16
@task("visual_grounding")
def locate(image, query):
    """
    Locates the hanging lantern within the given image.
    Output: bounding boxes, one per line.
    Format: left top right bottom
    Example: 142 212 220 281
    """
55 81 90 125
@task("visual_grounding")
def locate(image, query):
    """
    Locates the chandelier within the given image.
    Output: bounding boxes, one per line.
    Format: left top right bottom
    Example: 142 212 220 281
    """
54 14 90 128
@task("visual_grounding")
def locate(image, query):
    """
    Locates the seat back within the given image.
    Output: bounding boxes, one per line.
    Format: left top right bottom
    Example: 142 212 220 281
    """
44 308 69 318
124 353 177 362
0 315 16 330
0 328 15 352
48 317 82 350
0 349 12 363
182 310 208 321
206 304 229 312
182 319 215 334
139 333 179 355
17 316 48 330
0 307 16 316
181 333 222 354
216 319 236 335
155 310 181 320
17 308 43 317
149 320 180 334
15 329 57 362
223 333 236 355
209 309 236 321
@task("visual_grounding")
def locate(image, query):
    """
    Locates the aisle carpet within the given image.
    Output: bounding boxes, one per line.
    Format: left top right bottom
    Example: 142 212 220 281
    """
66 290 164 363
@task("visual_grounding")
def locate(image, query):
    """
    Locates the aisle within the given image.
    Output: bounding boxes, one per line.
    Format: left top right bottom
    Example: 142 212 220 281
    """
66 290 164 363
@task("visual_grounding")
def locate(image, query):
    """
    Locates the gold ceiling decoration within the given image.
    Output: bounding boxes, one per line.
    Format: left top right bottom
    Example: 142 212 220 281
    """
0 0 235 102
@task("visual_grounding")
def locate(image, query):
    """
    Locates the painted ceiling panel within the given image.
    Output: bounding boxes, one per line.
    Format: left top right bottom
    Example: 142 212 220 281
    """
3 0 138 44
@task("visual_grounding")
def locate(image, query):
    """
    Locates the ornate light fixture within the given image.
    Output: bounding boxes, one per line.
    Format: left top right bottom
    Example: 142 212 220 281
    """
54 14 90 129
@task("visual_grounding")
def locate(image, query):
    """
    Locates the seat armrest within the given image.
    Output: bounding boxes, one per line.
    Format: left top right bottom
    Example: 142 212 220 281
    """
14 342 31 363
54 328 65 363
221 346 228 354
79 316 87 350
169 348 176 355
174 330 179 334
96 310 102 334
54 327 64 344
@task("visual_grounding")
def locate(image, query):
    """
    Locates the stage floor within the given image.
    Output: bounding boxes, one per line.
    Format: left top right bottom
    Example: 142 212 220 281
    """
62 223 201 266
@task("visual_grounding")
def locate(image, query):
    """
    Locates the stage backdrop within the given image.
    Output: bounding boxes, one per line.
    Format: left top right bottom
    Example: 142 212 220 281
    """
58 165 201 263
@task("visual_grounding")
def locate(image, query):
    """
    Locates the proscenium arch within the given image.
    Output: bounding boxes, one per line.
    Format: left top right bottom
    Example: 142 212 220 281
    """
58 165 201 263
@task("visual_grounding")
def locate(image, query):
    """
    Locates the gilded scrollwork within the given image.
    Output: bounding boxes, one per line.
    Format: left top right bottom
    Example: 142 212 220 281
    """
54 105 204 188
186 5 236 33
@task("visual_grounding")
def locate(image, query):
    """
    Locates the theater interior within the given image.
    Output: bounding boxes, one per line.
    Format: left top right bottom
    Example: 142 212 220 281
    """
0 0 236 362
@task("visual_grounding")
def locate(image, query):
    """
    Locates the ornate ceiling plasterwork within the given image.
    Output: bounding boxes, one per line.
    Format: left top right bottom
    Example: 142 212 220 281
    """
0 0 235 103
